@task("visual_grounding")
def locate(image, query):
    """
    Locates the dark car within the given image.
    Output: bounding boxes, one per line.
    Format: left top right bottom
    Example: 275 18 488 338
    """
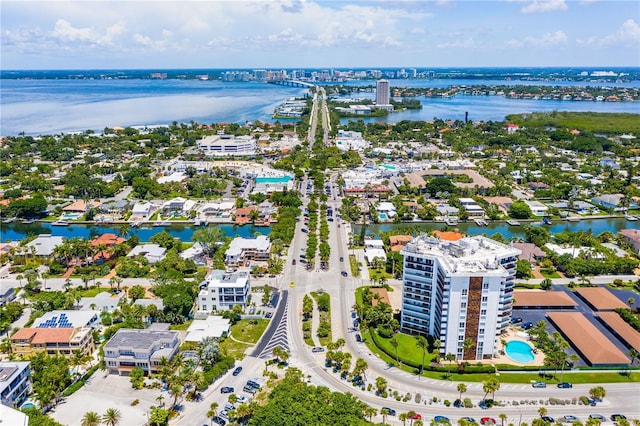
232 366 243 376
355 333 362 342
382 407 396 416
522 322 534 330
611 415 627 422
557 382 573 389
351 311 357 319
340 256 344 262
311 347 325 353
532 381 547 388
292 259 296 265
589 415 606 421
220 386 234 394
212 416 226 425
341 271 348 277
301 228 308 233
435 416 450 423
541 417 555 423
511 317 523 324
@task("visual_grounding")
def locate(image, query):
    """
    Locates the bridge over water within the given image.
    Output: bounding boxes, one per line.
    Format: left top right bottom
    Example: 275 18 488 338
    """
267 79 315 88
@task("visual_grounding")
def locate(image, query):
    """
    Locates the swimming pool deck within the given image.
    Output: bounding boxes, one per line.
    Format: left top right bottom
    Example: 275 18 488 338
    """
473 327 545 366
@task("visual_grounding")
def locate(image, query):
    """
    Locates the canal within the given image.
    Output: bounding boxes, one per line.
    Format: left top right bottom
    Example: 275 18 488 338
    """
0 222 271 243
351 217 638 240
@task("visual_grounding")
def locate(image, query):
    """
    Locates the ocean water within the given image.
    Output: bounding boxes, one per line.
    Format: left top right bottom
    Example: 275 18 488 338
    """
1 74 639 136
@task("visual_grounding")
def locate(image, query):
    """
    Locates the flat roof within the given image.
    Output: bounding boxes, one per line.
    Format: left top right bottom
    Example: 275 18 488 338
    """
547 312 630 366
104 328 178 351
596 311 640 352
574 287 627 311
513 291 578 308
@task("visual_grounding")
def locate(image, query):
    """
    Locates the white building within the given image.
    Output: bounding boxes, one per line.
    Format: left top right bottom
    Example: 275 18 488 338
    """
197 270 251 312
26 234 64 258
334 130 370 152
375 79 391 108
0 362 31 409
524 200 549 216
185 315 231 342
400 235 520 360
458 198 485 217
33 310 100 329
127 244 166 264
225 236 271 266
197 134 256 157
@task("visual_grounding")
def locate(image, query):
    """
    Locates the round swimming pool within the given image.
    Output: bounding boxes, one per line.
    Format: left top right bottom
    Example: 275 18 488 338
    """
505 340 535 363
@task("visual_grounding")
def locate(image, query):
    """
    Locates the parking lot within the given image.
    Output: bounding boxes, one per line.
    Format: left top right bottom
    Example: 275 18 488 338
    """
512 285 634 367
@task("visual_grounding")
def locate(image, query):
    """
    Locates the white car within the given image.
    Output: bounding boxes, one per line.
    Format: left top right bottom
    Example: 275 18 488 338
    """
236 395 249 404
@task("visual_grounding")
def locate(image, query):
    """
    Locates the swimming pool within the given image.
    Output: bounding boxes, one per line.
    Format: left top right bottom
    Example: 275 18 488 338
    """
379 213 388 220
62 213 80 220
256 176 291 184
505 340 535 363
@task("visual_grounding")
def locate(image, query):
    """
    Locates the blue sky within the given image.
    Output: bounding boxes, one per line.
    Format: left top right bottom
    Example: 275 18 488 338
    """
1 0 639 69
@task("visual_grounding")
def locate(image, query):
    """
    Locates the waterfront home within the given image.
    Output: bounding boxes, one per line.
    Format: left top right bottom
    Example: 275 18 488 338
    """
11 327 94 358
523 200 549 216
234 206 258 225
389 235 413 252
592 194 636 211
376 202 396 221
104 328 180 375
127 244 166 264
619 229 640 254
0 361 31 409
364 240 386 265
62 200 100 214
78 291 124 312
224 235 271 266
435 203 459 218
200 201 234 220
26 234 64 258
162 197 196 216
544 243 605 260
179 242 206 265
130 202 154 220
197 269 251 313
458 197 485 217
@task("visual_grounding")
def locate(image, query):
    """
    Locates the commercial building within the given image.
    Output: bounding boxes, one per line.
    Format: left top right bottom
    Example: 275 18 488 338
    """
10 327 94 358
0 362 31 409
103 328 180 375
400 235 520 360
197 134 256 157
197 269 251 313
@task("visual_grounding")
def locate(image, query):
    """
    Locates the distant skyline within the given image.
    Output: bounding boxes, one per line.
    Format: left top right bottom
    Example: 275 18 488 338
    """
1 1 639 70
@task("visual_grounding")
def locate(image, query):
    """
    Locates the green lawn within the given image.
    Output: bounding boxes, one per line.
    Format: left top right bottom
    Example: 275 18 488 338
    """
169 319 193 331
220 319 270 360
349 255 361 278
311 292 332 346
540 270 561 279
374 331 436 367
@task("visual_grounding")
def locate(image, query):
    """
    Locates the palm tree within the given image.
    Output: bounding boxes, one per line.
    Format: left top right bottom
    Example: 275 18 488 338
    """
538 407 548 418
457 383 467 401
81 411 100 426
499 413 508 426
416 335 429 374
445 352 456 378
390 335 400 365
381 407 389 425
102 408 121 426
364 406 378 422
628 348 639 366
207 402 219 426
406 411 417 426
399 412 409 426
482 378 500 401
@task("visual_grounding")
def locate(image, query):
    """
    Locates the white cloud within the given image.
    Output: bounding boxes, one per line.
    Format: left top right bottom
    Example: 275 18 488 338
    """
51 19 99 42
506 30 568 48
437 38 477 49
577 19 640 46
521 0 568 13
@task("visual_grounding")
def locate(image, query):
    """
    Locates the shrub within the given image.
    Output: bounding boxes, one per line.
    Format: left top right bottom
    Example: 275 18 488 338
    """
464 398 473 408
444 400 451 407
415 393 422 403
579 396 590 405
378 325 394 338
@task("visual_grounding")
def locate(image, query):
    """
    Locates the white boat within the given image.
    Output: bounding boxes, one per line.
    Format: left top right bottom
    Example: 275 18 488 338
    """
567 216 580 222
153 220 171 227
473 218 488 226
506 220 520 226
445 219 458 226
51 220 70 226
625 215 638 221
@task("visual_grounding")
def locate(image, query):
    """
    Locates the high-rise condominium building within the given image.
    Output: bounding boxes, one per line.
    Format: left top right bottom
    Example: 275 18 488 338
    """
375 79 390 106
400 235 520 360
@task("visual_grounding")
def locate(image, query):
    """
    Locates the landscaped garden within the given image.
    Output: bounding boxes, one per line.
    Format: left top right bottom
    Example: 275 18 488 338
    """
220 318 270 359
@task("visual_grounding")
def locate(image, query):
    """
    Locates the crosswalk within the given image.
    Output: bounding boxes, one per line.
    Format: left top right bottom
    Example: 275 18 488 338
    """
256 294 290 359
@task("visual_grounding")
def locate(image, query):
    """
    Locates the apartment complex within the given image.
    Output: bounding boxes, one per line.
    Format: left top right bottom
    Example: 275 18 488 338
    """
400 235 520 360
197 269 251 313
197 134 256 157
104 328 180 375
0 362 31 409
10 327 94 358
375 79 391 107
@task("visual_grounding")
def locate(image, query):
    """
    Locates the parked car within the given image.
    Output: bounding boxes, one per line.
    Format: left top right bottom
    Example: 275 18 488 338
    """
311 347 325 353
435 416 450 423
557 382 573 389
382 407 396 416
532 381 547 388
562 416 579 422
243 385 257 394
246 380 261 389
220 387 234 394
351 311 357 319
236 395 249 404
341 271 348 277
589 415 606 421
212 416 226 425
522 322 534 330
232 366 243 376
611 415 627 422
511 317 523 324
461 418 476 424
220 410 229 418
301 228 308 233
541 416 555 423
481 417 496 425
411 414 422 420
355 333 362 342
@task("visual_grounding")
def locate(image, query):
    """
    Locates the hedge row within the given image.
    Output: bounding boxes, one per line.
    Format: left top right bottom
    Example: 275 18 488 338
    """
63 364 100 397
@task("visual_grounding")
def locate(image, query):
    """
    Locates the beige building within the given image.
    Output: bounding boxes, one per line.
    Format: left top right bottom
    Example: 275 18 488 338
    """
10 327 94 358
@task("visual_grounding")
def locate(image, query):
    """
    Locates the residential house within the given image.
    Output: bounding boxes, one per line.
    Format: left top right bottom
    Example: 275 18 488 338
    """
179 242 207 265
599 158 620 169
511 242 547 265
185 316 231 342
619 229 640 254
90 233 125 264
225 236 271 266
127 244 166 264
26 234 64 258
103 328 180 376
32 310 100 329
364 240 386 265
388 235 413 252
592 194 637 211
200 201 234 219
162 197 196 216
62 200 101 214
197 270 251 313
78 292 124 312
524 200 549 216
0 362 31 409
234 206 258 225
435 203 459 218
10 327 94 358
376 202 396 221
130 202 154 220
528 182 549 191
458 198 485 217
